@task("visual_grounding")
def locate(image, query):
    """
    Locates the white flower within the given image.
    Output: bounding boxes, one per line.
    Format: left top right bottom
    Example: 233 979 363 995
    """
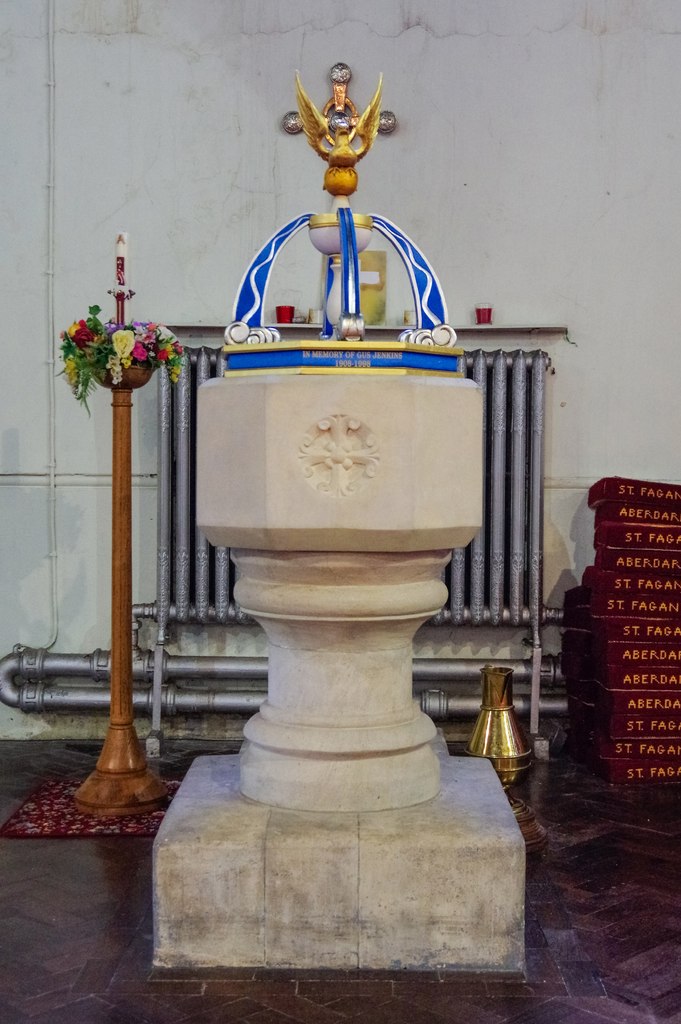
106 354 123 384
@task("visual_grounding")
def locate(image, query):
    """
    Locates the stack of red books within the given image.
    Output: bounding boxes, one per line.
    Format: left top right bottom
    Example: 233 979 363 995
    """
563 476 681 784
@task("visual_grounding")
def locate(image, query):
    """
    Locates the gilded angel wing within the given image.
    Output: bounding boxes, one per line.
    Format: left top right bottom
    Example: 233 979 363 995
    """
295 73 330 162
353 74 383 162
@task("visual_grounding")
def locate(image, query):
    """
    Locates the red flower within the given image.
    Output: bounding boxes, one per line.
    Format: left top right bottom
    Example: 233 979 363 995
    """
72 320 95 349
157 347 169 361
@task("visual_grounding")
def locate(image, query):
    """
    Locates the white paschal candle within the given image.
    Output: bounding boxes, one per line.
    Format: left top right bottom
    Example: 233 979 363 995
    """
115 232 128 289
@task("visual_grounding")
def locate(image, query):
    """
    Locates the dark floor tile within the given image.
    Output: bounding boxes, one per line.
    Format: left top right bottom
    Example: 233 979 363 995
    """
532 902 573 931
0 995 29 1024
605 938 681 1000
177 996 274 1023
296 980 393 1005
393 990 500 1023
525 881 563 901
350 999 444 1024
28 994 145 1024
246 1012 311 1024
468 995 556 1023
524 921 549 950
323 992 393 1016
394 976 490 1000
102 989 203 1024
600 977 659 1015
564 996 654 1023
257 992 347 1023
71 957 126 995
648 984 681 1020
557 962 606 999
502 998 613 1024
541 929 591 962
523 948 567 993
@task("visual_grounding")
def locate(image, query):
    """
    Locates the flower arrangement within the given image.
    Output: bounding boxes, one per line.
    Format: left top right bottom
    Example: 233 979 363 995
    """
60 304 184 410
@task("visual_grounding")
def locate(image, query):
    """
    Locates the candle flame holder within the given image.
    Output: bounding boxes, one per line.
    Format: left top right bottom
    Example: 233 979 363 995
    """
466 664 547 853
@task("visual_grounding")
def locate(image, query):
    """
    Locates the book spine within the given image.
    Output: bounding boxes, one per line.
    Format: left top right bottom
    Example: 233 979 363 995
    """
594 522 681 549
593 757 681 784
595 733 681 758
594 503 681 526
594 547 681 574
593 619 681 643
602 713 681 737
597 665 681 689
588 477 681 509
596 642 681 667
590 590 681 618
597 686 681 715
583 566 681 594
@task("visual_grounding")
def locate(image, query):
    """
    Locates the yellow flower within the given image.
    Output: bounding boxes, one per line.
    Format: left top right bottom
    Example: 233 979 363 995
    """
112 329 135 359
67 322 80 338
64 357 78 385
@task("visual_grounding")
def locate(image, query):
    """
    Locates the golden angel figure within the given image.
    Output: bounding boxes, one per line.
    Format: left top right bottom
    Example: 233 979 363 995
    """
295 72 383 196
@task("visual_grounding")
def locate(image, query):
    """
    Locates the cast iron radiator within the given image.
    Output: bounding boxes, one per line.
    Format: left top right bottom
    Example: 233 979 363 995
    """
152 346 551 646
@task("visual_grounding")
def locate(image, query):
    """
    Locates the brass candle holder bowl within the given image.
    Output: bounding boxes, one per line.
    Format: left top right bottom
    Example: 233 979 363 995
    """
466 664 547 853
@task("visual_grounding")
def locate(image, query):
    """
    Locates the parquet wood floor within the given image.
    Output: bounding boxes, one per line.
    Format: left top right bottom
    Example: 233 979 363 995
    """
1 738 679 1023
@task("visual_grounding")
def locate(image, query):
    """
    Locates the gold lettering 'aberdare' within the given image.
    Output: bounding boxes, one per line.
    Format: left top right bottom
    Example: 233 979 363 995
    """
612 554 681 572
626 696 681 710
620 672 681 687
622 648 681 662
616 506 681 523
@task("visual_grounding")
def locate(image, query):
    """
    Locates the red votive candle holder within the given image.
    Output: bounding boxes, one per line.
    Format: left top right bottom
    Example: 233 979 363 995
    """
475 304 493 325
276 305 295 323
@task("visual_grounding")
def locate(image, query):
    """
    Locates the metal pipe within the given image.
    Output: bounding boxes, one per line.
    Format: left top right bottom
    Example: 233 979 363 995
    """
489 350 507 625
213 348 231 626
0 646 564 717
529 352 547 649
194 349 212 623
529 352 548 734
156 369 172 643
468 350 487 625
509 350 527 625
174 363 191 622
419 689 566 721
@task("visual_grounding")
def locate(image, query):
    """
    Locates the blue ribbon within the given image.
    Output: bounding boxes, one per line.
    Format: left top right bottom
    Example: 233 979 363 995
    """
338 207 360 316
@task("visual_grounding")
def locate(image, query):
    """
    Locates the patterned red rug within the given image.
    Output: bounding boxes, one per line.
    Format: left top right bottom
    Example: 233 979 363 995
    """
0 778 180 838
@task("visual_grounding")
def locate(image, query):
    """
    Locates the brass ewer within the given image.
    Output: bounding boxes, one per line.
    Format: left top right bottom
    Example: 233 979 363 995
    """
466 664 547 853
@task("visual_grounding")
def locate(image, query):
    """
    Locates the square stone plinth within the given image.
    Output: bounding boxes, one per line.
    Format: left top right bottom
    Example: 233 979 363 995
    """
153 753 525 973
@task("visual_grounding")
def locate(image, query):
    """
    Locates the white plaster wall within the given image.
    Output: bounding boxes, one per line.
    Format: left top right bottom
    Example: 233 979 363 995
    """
3 0 681 737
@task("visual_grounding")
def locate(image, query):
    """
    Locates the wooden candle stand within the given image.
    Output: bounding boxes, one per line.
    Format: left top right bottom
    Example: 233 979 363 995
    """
74 368 167 816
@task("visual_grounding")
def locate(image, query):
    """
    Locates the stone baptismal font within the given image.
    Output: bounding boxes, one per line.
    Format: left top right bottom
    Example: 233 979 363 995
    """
153 65 525 973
